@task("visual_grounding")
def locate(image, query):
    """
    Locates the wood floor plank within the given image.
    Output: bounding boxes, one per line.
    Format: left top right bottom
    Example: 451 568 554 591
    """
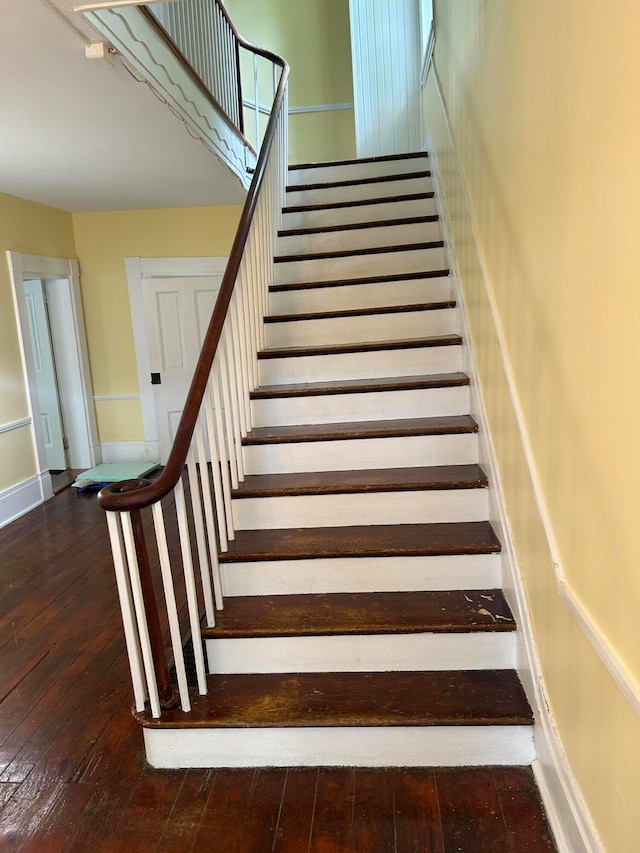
100 764 185 853
61 723 149 853
272 768 318 853
350 770 396 852
234 768 288 852
190 769 256 852
154 770 216 853
308 767 354 853
436 768 510 853
18 780 98 853
392 769 444 852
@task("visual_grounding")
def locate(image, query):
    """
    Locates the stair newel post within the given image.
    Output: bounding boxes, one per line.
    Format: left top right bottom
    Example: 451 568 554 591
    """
129 506 178 711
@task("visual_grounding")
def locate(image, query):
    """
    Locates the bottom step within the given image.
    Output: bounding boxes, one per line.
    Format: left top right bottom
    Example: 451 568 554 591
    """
138 670 534 768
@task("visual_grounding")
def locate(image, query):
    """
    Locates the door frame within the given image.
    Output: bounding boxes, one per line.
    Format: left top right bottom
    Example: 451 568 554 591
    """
125 256 228 450
7 252 99 501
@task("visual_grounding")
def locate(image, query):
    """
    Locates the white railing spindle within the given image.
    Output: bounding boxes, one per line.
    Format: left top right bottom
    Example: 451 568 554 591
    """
174 478 208 695
151 501 192 711
120 512 161 719
106 512 147 712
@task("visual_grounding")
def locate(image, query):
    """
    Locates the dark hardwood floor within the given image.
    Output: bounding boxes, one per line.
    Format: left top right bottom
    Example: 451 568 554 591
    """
0 488 556 851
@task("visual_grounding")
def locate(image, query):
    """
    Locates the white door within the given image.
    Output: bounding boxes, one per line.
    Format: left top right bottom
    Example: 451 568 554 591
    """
23 279 67 471
141 275 223 462
349 0 422 157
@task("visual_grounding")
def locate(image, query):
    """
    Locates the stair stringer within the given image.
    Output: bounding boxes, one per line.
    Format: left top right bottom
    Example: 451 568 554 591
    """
425 130 602 853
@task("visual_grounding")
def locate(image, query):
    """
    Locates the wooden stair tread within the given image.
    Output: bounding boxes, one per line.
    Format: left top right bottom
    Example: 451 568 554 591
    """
270 268 449 293
264 301 455 324
250 372 469 399
219 521 501 562
289 151 429 171
202 590 516 639
258 335 462 360
278 214 438 238
243 415 478 445
274 241 444 264
283 191 435 215
137 670 532 728
232 464 488 498
270 268 450 293
286 170 431 193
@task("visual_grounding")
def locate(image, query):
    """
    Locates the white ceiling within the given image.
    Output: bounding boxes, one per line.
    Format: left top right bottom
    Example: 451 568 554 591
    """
0 0 247 212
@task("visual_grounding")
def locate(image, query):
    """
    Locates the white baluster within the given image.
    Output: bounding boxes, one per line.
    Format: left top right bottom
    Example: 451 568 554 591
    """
120 511 161 719
192 411 224 609
253 52 260 148
106 512 146 713
151 501 191 712
210 359 235 539
198 395 228 561
186 445 216 624
174 478 208 695
222 323 245 480
230 291 250 434
216 342 239 489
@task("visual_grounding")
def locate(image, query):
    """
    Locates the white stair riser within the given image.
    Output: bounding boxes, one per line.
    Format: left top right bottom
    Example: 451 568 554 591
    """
285 175 433 208
277 219 441 256
144 725 535 769
243 432 478 476
269 276 452 315
258 343 462 385
288 157 430 186
274 246 446 286
232 488 489 530
251 385 470 427
221 553 502 597
283 196 436 230
265 307 456 348
206 632 516 674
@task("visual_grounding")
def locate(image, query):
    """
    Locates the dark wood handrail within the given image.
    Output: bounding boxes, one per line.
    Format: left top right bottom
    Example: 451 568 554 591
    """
98 31 289 514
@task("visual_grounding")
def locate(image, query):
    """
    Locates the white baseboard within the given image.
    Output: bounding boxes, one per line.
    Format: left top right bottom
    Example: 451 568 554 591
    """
0 474 48 529
100 441 160 464
424 111 602 853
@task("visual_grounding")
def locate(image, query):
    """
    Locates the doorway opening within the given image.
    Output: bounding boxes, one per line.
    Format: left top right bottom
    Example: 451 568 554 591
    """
7 252 99 503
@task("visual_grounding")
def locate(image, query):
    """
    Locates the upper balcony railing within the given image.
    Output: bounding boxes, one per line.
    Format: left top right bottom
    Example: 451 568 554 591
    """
78 0 282 182
78 0 290 718
146 0 279 152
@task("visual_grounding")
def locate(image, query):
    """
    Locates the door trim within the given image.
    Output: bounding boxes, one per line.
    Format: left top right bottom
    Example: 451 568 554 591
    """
125 256 229 448
7 251 99 500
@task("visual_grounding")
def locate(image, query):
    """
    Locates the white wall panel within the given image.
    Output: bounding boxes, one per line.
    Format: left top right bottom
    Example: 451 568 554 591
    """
349 0 422 157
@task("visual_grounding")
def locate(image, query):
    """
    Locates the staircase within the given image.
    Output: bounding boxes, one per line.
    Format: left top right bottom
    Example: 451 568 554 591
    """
135 152 535 769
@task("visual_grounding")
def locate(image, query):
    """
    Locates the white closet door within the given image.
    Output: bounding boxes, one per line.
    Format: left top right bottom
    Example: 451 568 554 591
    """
141 276 222 462
24 279 67 471
349 0 422 158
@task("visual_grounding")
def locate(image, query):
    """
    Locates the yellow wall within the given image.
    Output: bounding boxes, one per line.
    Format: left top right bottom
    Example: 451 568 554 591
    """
424 2 640 849
0 192 76 491
226 0 355 162
72 205 242 441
